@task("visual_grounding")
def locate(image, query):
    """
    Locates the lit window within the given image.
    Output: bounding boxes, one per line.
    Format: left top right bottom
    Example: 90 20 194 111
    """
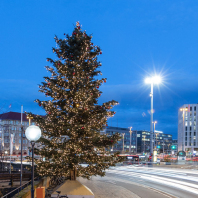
190 121 192 126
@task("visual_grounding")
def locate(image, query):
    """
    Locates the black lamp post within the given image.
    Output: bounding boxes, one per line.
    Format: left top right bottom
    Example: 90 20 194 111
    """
25 125 41 198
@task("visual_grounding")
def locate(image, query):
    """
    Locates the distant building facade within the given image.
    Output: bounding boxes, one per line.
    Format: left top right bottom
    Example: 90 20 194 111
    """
105 126 173 154
178 104 198 155
0 112 33 156
105 126 137 153
137 130 172 154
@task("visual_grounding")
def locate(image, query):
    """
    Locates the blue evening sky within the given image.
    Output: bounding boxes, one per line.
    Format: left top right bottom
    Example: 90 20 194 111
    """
1 0 198 139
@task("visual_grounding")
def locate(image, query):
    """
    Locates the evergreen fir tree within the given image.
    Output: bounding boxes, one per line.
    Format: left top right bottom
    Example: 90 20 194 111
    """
27 22 121 179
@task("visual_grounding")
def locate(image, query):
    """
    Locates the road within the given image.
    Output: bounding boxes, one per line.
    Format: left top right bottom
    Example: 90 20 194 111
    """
79 165 198 198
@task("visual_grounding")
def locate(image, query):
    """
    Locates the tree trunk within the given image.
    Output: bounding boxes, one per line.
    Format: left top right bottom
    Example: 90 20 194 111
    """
70 168 77 180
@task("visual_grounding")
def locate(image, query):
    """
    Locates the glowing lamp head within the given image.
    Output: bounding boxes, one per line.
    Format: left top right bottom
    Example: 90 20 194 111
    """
145 77 152 84
145 75 162 84
25 125 41 142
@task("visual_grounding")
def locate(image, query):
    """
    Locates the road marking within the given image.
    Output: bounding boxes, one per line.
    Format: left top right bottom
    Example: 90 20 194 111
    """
106 176 177 198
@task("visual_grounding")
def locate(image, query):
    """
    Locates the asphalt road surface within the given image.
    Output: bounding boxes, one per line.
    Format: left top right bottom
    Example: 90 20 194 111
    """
79 165 198 198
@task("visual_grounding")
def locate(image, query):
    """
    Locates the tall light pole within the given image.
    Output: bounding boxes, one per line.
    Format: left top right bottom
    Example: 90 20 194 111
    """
122 133 125 153
180 107 188 151
25 125 41 198
129 127 132 154
152 121 157 149
145 75 161 161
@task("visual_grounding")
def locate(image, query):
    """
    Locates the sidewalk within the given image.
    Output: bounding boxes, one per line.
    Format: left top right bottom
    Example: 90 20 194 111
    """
78 176 140 198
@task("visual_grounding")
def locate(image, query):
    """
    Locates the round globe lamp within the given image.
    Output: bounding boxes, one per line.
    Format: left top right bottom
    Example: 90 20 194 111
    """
25 125 41 142
25 125 41 198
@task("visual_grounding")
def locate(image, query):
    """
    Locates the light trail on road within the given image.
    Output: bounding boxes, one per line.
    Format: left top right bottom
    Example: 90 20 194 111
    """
105 166 198 198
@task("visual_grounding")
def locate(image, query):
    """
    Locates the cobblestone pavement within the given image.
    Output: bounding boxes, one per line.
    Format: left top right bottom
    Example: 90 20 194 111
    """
78 177 141 198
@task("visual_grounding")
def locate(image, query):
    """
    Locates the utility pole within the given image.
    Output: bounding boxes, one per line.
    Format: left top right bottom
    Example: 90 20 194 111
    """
129 127 132 154
152 121 157 149
20 105 23 189
122 133 125 153
180 107 188 151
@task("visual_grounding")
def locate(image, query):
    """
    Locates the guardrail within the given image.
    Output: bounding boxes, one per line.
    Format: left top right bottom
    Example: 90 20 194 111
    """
2 177 38 198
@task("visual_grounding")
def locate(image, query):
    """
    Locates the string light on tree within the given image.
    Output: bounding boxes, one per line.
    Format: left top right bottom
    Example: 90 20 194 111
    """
27 22 121 181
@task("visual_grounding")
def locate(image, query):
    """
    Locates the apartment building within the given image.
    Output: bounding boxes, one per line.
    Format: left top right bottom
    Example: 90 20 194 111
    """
178 104 198 155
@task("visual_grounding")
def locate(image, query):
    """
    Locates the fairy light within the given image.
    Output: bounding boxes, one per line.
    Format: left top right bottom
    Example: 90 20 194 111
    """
28 22 121 179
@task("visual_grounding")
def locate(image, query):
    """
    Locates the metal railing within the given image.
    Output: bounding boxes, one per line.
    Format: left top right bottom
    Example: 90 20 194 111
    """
2 177 38 198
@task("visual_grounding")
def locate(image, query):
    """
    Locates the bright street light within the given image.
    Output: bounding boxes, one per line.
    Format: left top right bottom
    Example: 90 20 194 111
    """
145 75 162 84
145 75 161 162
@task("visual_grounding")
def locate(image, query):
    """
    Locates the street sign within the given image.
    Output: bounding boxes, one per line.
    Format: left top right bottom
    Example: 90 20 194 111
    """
149 156 152 159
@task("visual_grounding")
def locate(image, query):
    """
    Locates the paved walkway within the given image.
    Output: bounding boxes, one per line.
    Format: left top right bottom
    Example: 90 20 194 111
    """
78 177 140 198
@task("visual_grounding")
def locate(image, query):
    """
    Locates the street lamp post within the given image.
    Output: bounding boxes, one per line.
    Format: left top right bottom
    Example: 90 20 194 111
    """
145 76 161 161
180 107 188 151
152 121 157 149
129 127 132 154
122 133 125 153
25 125 41 198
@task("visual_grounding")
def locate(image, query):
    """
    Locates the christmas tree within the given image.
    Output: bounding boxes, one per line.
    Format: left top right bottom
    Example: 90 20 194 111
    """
27 22 121 180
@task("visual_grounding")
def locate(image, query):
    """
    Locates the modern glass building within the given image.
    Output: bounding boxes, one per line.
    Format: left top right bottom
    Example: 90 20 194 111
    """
105 126 173 154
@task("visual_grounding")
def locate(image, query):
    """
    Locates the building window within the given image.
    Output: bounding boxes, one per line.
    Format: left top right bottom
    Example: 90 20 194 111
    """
185 121 188 126
194 142 196 146
190 127 192 131
190 106 192 111
194 132 196 136
194 136 196 140
190 132 192 136
185 117 188 121
185 132 187 136
190 121 192 126
194 106 196 111
185 137 187 141
185 126 187 131
185 142 187 146
194 121 196 126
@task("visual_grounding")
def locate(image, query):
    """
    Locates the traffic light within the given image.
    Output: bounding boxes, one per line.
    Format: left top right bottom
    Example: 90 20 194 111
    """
171 145 176 149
